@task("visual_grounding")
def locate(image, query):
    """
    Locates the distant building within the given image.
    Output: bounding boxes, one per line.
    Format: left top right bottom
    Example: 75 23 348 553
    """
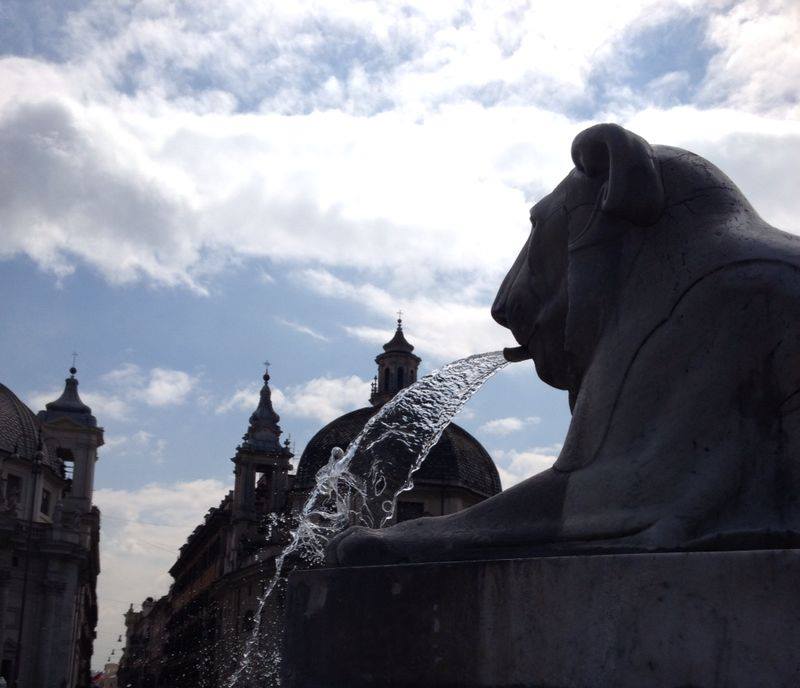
118 596 168 687
92 662 117 688
119 320 500 687
0 368 102 687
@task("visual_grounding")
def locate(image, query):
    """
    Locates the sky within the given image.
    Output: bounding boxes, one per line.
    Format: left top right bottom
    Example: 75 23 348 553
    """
0 0 798 669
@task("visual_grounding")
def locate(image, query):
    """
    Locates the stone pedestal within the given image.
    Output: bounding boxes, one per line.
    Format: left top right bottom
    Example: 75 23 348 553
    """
282 549 800 688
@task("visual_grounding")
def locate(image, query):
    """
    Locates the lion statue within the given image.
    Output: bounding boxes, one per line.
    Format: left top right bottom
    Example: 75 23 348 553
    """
328 123 800 566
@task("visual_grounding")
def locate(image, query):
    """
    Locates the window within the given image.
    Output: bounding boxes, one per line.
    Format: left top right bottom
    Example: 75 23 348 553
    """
56 447 75 494
383 368 390 390
56 447 75 484
397 367 405 388
40 489 51 516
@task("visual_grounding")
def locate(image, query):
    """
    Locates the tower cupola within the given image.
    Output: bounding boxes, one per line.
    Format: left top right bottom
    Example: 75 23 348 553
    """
240 367 286 455
370 315 421 407
39 367 96 428
230 363 293 537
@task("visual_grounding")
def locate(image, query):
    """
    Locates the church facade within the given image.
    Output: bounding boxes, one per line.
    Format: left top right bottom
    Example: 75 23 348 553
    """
118 321 501 687
0 368 102 688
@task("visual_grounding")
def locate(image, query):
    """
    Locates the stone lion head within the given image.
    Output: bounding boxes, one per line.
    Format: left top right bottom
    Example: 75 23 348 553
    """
490 123 749 406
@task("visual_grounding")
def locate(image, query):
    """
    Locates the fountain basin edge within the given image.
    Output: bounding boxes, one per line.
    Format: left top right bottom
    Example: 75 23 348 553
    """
282 549 800 688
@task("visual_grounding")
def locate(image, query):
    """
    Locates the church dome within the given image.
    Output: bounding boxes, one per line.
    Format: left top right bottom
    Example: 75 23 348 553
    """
0 383 57 469
294 406 501 499
0 383 41 457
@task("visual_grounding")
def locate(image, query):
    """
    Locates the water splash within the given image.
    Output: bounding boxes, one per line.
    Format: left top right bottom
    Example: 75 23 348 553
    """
227 350 508 686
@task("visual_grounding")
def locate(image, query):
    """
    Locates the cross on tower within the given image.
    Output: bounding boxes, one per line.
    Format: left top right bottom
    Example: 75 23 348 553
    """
71 351 78 367
397 309 403 324
263 360 271 372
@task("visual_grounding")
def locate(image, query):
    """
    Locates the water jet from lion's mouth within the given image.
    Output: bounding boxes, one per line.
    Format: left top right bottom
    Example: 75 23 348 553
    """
503 345 532 362
226 350 508 687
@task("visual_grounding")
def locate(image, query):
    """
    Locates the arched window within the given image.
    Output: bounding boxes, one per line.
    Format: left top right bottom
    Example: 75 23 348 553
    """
397 367 405 388
56 447 75 482
411 368 416 382
383 368 391 390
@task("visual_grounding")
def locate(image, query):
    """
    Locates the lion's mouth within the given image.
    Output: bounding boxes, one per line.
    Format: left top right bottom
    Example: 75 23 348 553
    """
503 321 537 363
502 345 532 362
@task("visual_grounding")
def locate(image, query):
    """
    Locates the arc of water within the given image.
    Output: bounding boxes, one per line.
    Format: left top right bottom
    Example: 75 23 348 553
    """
227 351 508 687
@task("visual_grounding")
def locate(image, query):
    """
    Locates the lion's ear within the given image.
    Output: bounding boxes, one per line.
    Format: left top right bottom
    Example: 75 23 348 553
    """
570 123 664 226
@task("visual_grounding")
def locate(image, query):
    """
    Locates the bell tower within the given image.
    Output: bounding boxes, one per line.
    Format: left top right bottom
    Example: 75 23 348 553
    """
370 315 421 407
231 363 293 519
228 363 293 569
37 366 103 513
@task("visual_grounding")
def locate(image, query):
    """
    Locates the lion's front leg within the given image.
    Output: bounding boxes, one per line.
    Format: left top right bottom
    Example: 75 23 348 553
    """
326 468 570 566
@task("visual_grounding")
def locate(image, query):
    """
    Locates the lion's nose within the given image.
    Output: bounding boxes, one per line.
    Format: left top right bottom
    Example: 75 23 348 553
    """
493 241 529 329
491 293 509 328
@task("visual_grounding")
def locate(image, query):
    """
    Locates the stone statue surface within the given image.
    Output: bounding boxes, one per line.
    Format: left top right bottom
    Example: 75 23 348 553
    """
327 123 800 566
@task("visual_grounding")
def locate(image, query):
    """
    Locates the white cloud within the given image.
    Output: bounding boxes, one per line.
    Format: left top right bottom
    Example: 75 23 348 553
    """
39 0 705 116
131 430 153 444
151 438 168 465
102 430 167 465
493 444 562 489
136 368 198 407
27 365 200 436
100 436 128 455
274 375 372 424
479 415 541 436
699 0 800 118
216 374 372 423
93 478 232 669
276 317 330 342
0 97 203 290
0 85 548 289
215 383 261 415
103 364 200 407
0 1 792 295
1 13 799 296
0 3 797 299
301 268 511 362
76 390 133 420
100 363 141 386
